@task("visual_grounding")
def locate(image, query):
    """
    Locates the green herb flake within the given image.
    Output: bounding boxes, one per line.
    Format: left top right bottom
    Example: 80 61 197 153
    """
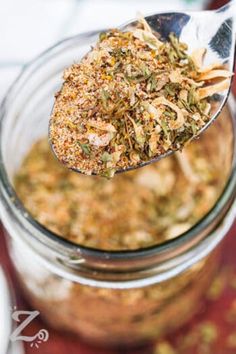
100 89 110 107
101 168 116 179
99 32 107 42
101 152 112 162
188 87 197 106
77 142 91 156
164 83 179 97
169 33 187 59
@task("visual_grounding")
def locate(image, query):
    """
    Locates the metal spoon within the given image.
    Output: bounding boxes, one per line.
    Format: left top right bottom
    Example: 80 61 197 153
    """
114 0 236 173
51 1 236 175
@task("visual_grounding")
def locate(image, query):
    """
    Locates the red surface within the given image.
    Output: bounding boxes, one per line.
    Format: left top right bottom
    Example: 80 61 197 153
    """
1 223 236 354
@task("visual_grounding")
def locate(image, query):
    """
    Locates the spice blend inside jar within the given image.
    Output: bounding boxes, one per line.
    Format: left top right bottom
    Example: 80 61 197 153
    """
16 109 230 250
9 106 235 344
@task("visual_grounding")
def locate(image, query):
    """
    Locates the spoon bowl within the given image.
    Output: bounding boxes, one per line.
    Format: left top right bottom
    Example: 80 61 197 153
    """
50 1 236 175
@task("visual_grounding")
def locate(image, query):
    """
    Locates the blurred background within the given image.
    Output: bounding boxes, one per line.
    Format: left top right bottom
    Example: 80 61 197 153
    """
0 0 212 101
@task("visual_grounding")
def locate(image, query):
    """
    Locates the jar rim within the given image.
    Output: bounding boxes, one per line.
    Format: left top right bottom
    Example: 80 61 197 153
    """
0 31 236 263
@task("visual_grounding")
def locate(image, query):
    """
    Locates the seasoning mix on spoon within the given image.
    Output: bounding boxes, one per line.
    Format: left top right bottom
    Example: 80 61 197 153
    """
50 18 231 177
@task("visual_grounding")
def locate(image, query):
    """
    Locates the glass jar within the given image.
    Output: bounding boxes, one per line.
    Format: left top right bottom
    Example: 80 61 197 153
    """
0 267 24 354
0 31 236 346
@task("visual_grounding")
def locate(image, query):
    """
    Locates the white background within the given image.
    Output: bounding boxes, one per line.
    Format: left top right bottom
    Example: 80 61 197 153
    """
0 0 207 101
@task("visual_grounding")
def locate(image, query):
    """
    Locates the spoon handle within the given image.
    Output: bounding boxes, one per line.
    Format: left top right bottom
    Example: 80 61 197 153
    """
219 0 236 27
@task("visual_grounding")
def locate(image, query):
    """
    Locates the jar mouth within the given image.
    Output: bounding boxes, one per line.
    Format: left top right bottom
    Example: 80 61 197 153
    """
0 32 236 261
